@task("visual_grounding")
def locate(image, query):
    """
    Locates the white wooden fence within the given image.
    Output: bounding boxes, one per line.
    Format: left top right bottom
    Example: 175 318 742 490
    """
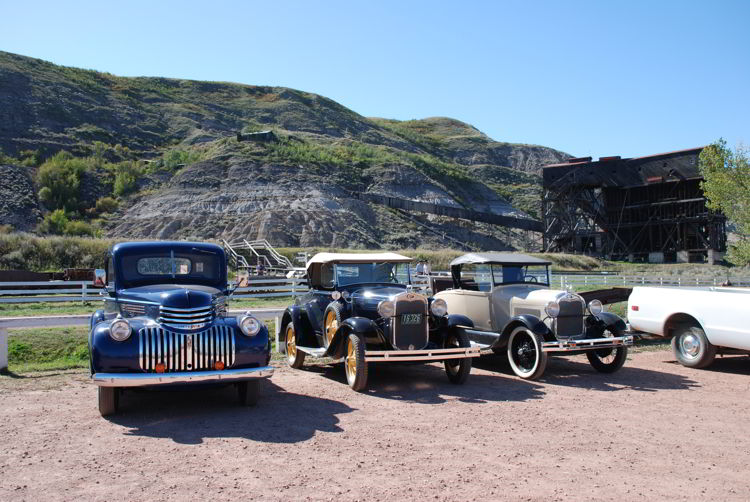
0 274 748 304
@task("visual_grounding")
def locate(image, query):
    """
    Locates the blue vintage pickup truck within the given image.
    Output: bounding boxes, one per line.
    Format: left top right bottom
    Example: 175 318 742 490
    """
89 241 273 416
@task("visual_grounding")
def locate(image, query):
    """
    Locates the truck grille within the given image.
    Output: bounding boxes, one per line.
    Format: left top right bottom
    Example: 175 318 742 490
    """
120 303 146 317
555 296 585 338
159 305 215 330
138 325 236 372
390 292 429 350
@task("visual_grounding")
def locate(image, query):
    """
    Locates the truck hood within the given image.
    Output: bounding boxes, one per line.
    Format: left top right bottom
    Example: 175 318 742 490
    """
117 284 223 309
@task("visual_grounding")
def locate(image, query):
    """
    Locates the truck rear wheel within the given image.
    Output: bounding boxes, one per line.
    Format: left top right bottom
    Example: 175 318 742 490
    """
672 325 716 368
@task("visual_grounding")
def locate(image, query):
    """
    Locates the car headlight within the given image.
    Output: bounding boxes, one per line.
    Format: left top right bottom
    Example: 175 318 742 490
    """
377 300 395 318
110 318 132 341
588 299 604 315
238 314 261 336
430 298 448 317
331 291 341 300
545 301 560 318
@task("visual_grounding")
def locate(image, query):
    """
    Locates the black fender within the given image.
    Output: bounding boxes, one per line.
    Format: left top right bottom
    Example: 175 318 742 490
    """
446 314 474 330
594 312 627 333
327 317 379 359
584 312 625 339
493 314 553 349
280 306 317 348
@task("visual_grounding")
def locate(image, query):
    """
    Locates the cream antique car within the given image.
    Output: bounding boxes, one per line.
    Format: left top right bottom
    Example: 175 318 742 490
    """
434 253 633 380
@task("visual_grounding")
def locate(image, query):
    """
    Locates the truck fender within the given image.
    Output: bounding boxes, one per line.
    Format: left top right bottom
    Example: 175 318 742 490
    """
327 317 379 359
493 314 553 349
90 309 106 331
280 306 316 348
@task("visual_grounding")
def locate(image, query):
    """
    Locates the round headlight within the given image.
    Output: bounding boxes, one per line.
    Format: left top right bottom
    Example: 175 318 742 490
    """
430 298 448 317
545 301 560 318
588 299 604 315
331 291 341 300
238 314 261 336
377 300 395 318
341 290 351 300
110 318 132 341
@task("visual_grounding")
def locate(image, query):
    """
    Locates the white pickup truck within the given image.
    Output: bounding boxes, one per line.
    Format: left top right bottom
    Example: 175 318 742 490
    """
627 286 750 368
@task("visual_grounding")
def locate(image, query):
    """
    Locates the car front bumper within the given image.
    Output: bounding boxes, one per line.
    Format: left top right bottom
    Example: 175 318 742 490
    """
365 346 481 362
92 366 274 387
542 335 634 353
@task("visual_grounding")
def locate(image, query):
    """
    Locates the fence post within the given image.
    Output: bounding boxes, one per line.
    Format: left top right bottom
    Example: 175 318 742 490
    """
291 279 296 297
82 282 87 304
274 316 281 353
0 327 7 372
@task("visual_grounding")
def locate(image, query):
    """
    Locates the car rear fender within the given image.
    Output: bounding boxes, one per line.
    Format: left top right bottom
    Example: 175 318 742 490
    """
327 317 379 359
281 306 317 347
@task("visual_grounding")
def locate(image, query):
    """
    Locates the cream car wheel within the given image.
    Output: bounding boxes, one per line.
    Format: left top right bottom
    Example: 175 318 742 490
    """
507 326 547 380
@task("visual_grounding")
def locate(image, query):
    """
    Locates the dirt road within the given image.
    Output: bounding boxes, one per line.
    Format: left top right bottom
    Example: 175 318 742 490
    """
2 349 749 501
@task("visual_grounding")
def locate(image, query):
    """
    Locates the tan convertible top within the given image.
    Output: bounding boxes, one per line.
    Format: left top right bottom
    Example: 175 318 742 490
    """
306 252 412 289
306 252 412 268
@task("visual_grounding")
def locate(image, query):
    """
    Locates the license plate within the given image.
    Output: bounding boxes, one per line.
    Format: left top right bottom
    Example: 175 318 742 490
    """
400 313 422 325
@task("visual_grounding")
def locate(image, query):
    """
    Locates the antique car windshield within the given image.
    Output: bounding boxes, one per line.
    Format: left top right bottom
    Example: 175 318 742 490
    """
491 264 549 286
119 249 223 288
335 262 410 287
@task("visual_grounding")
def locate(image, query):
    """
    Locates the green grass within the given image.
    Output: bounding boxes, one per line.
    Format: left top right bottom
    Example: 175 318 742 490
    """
8 326 89 372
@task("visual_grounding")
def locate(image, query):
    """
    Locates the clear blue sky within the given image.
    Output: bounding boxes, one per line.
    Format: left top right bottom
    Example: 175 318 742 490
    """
1 0 747 158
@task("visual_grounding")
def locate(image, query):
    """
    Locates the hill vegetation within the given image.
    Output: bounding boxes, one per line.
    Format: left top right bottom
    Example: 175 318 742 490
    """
0 50 570 249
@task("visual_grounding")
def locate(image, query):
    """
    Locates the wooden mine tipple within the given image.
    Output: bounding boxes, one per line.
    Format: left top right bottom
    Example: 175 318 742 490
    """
541 148 726 263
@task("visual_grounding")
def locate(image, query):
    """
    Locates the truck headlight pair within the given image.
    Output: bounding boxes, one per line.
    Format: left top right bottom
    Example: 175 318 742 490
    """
237 314 261 336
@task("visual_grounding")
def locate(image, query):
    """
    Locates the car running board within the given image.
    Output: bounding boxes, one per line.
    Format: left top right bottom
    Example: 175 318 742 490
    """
295 346 328 358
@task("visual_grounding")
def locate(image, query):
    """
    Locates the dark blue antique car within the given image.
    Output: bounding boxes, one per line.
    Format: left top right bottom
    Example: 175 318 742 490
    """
280 252 481 391
89 241 273 416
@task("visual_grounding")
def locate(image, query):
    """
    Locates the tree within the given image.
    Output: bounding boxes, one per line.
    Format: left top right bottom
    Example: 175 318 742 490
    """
699 139 750 265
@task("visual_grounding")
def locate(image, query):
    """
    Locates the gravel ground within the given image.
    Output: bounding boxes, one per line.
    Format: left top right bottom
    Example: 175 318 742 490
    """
1 349 750 501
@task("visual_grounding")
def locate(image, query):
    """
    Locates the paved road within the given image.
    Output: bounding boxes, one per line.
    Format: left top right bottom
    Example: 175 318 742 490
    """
0 308 285 329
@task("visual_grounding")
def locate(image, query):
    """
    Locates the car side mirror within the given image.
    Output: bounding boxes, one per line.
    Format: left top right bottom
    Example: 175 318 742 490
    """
93 269 106 287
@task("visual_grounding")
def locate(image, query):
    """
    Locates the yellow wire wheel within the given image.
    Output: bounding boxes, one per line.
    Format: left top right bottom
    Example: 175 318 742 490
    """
286 323 305 369
323 302 343 348
344 333 367 391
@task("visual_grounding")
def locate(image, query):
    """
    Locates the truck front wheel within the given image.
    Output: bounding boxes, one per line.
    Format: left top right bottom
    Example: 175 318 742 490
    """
672 325 716 368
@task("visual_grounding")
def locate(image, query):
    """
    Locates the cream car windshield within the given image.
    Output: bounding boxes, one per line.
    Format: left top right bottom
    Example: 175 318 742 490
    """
336 262 410 287
491 264 549 286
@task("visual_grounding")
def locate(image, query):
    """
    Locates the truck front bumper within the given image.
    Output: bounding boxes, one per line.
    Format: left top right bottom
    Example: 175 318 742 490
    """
365 346 481 362
542 335 634 353
92 366 274 387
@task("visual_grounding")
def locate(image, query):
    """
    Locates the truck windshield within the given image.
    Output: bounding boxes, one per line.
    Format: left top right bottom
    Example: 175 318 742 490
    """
336 262 410 287
119 249 223 288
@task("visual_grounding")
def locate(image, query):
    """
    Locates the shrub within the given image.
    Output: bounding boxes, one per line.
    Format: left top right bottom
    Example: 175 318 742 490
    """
37 209 69 235
95 196 119 214
36 151 86 211
63 220 95 237
113 162 138 196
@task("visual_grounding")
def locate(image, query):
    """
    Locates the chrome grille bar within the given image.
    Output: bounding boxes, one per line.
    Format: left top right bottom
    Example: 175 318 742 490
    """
138 326 236 372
